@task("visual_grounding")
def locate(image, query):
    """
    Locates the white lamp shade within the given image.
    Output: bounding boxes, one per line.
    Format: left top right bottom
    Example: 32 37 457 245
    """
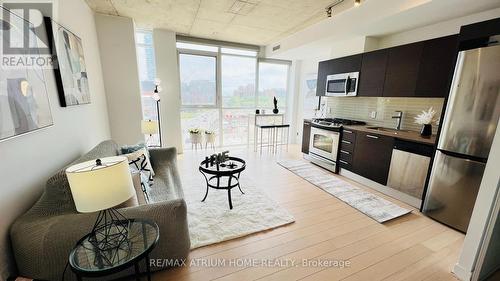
65 156 135 213
142 120 159 135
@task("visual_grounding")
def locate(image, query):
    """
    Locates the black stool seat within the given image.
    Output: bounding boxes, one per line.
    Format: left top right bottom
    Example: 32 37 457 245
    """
256 124 276 129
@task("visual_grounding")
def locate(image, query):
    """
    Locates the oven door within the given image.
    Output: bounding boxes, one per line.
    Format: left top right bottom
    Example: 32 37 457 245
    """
309 127 340 162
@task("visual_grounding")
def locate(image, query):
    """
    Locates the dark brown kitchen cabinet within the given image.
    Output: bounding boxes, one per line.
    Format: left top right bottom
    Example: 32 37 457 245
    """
316 60 332 96
358 49 389 97
316 54 362 96
302 120 311 154
415 35 459 97
352 132 394 185
383 42 424 97
329 54 362 74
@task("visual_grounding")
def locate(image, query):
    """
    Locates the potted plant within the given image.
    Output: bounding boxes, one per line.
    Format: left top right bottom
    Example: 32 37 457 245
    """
205 130 216 149
189 128 203 148
414 107 437 138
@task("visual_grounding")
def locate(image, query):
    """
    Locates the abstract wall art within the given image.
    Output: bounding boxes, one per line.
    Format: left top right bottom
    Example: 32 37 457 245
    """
45 18 90 107
0 7 54 141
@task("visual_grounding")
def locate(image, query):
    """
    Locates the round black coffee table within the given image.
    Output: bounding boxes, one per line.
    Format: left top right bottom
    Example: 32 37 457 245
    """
69 219 159 281
199 156 246 209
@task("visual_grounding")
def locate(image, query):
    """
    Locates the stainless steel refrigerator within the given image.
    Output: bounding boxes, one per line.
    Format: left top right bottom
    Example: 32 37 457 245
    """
422 44 500 233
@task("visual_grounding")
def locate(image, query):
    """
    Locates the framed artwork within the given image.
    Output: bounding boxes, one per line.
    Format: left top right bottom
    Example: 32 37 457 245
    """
0 7 53 142
45 17 90 107
302 73 318 119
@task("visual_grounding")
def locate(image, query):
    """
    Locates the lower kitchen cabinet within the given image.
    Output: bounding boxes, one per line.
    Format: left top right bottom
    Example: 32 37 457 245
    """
352 131 394 185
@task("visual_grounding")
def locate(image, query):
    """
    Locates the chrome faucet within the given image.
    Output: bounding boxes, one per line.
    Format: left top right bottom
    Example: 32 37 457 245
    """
392 111 403 130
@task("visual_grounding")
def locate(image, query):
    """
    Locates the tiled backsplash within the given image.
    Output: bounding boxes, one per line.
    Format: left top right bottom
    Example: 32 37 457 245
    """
324 97 445 134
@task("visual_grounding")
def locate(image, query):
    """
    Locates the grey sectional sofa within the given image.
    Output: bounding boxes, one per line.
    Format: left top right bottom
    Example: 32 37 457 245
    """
10 140 190 281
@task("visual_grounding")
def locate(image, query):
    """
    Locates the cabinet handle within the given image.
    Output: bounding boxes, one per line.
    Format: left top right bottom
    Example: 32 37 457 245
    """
366 134 379 139
344 130 353 134
339 160 349 165
340 150 350 155
341 140 351 144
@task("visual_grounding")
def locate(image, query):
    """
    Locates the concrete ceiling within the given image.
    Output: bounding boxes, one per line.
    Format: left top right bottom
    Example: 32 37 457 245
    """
266 0 500 59
85 0 359 46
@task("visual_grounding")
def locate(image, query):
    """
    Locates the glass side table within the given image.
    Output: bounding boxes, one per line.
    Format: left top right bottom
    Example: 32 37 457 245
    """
69 219 159 281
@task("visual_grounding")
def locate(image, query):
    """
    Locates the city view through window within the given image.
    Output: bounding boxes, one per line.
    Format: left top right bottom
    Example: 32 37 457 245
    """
178 43 290 148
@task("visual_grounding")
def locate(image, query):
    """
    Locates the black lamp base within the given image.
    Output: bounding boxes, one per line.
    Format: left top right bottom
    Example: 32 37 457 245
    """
88 208 130 259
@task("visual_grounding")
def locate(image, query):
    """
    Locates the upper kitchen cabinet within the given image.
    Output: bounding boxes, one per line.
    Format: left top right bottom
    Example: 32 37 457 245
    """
358 49 389 97
415 35 459 97
383 42 424 97
316 60 332 96
316 54 362 96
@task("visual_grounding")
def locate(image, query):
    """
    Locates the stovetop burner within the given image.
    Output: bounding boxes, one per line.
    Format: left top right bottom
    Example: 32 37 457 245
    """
313 118 366 126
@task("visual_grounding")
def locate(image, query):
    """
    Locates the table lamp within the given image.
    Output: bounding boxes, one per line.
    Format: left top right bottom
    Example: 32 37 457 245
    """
66 156 135 253
142 120 159 147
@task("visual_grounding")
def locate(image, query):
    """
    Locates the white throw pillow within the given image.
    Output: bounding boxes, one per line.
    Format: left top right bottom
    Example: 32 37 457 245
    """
123 148 155 184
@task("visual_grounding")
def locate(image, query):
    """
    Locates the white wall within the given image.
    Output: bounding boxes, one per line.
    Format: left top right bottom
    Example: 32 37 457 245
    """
95 14 144 146
153 29 183 152
0 0 111 279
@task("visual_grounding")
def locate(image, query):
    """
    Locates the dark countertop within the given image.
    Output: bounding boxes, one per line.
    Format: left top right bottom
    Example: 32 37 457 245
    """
343 125 436 145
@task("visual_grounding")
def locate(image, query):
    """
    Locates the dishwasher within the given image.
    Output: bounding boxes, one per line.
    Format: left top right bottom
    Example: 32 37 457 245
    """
387 139 433 208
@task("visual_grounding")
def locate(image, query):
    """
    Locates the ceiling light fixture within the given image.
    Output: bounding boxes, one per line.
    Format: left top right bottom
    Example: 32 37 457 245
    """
325 0 345 18
354 0 361 7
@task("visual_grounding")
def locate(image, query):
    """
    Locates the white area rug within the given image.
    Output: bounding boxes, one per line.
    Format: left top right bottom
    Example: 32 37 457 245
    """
184 176 295 249
278 159 411 223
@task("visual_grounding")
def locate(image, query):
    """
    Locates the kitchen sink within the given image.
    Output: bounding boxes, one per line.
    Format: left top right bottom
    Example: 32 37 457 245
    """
366 126 411 134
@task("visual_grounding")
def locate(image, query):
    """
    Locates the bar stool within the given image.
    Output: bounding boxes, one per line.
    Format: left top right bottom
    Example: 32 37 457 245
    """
255 124 275 154
274 124 290 153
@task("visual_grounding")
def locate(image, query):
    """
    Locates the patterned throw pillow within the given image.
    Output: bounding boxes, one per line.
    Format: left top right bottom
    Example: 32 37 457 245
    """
121 142 150 158
130 169 150 204
122 148 155 184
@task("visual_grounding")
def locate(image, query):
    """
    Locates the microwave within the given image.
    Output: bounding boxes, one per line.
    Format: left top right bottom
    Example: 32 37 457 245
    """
325 72 359 97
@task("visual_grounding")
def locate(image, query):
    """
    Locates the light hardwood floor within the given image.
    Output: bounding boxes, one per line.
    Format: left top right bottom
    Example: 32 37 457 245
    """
152 145 464 281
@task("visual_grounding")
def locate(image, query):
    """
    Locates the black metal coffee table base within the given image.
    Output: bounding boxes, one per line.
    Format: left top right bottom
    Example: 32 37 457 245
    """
201 174 244 209
199 157 246 209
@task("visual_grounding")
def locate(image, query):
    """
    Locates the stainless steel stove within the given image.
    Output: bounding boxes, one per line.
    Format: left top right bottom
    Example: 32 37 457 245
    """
307 118 365 173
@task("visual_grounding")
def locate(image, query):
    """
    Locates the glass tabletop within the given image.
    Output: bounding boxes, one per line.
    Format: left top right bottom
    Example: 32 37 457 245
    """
199 156 246 174
69 219 159 274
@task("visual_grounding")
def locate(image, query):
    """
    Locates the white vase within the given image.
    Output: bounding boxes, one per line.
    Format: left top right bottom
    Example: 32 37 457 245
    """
190 133 202 150
205 133 216 149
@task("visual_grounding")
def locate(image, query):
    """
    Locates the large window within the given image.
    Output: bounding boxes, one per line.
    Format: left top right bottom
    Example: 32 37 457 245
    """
136 30 160 146
258 61 289 110
179 54 217 106
177 41 290 149
221 55 256 108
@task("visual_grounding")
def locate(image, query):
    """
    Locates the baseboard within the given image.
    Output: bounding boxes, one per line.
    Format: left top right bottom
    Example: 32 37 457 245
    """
453 263 472 281
339 169 422 209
